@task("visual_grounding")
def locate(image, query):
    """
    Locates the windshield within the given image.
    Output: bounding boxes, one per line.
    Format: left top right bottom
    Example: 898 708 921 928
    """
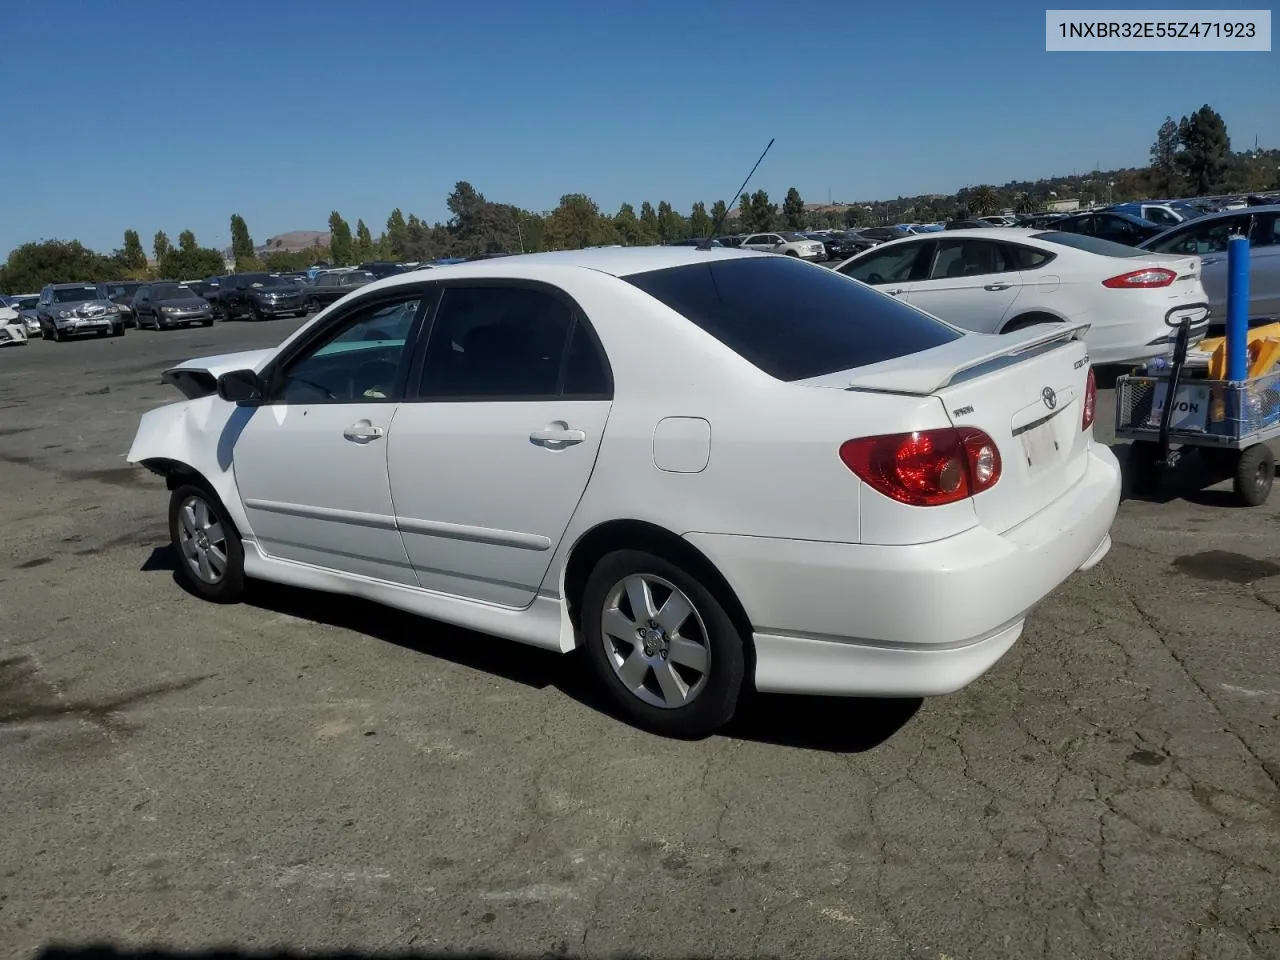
52 287 102 303
1032 231 1148 258
624 256 961 382
781 232 810 242
239 274 293 288
348 271 377 282
102 283 140 298
152 283 196 299
10 295 37 310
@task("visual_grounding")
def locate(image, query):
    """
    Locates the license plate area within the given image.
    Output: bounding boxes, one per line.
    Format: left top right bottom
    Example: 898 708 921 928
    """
1017 412 1071 476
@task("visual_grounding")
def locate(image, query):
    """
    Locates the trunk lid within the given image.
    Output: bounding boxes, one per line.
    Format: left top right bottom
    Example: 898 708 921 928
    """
802 323 1094 534
933 337 1092 534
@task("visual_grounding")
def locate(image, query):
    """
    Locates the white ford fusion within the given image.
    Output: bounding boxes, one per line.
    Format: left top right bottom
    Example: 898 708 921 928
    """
128 247 1121 736
835 228 1210 364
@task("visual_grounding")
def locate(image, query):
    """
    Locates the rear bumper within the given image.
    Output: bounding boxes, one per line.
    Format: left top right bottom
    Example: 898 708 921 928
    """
1085 299 1210 365
686 443 1121 697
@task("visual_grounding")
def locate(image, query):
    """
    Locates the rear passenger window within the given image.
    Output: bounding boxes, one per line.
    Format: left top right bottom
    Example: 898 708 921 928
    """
1004 244 1054 269
928 239 1011 279
417 286 608 400
562 320 612 397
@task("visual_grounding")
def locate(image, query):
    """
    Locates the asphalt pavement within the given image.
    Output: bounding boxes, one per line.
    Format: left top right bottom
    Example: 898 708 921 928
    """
2 319 1278 960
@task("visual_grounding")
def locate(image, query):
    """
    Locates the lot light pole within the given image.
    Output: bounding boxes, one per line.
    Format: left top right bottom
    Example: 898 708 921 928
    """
517 217 536 254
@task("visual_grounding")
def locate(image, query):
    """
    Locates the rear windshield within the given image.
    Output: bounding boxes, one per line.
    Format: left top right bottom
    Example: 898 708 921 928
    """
623 256 961 381
1031 231 1147 258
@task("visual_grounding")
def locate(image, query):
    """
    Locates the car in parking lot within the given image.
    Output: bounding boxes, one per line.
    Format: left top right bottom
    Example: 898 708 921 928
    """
132 281 215 329
0 299 29 346
207 273 308 321
35 283 126 340
1138 204 1280 332
0 294 40 335
101 281 144 326
738 231 826 259
1048 210 1163 246
128 246 1119 737
834 228 1209 364
305 269 377 312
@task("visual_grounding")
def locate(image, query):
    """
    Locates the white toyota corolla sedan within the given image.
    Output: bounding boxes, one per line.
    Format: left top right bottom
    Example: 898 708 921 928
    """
834 228 1210 364
128 246 1121 737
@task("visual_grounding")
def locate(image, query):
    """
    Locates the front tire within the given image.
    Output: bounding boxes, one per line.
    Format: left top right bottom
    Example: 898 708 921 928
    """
582 549 745 738
168 483 246 603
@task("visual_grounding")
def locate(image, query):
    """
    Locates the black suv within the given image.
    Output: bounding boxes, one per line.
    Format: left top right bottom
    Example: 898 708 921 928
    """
207 273 307 320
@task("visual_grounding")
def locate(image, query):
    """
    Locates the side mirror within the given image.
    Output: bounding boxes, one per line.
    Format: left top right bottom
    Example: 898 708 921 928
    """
216 369 267 406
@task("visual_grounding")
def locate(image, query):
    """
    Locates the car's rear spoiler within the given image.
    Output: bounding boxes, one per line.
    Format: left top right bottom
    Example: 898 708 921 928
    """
798 321 1091 396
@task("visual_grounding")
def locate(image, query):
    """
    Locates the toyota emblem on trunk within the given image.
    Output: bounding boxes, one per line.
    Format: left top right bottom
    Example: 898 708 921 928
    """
1041 386 1057 410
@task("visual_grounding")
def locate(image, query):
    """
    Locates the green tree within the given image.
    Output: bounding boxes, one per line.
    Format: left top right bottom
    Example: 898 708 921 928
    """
968 186 1000 216
385 208 409 259
748 190 775 231
178 230 197 253
0 240 115 291
328 211 354 265
353 219 374 262
709 199 728 234
152 230 171 264
1013 192 1042 215
544 194 612 250
1177 104 1231 195
158 246 224 280
656 201 686 242
613 203 641 246
637 202 660 244
1149 116 1182 197
229 214 255 268
120 230 147 271
782 187 806 230
689 201 713 240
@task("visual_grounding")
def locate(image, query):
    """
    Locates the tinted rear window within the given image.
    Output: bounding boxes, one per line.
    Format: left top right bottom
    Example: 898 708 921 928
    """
623 256 962 382
1031 231 1147 258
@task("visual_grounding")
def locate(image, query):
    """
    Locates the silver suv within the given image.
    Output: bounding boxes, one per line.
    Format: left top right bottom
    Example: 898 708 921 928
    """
36 283 125 340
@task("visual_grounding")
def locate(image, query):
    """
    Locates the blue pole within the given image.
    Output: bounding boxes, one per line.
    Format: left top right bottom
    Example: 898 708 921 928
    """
1226 234 1251 381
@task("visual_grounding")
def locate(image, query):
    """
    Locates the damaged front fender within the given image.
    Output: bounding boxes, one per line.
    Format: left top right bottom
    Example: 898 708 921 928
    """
127 396 257 543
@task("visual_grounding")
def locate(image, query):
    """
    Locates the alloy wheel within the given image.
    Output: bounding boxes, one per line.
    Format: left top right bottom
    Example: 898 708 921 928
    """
599 574 711 709
176 494 229 584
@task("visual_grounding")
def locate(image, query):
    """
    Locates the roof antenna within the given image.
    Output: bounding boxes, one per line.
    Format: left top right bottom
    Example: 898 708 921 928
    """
698 137 775 251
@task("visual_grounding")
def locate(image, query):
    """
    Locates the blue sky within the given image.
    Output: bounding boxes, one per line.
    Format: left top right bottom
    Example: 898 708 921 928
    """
1 0 1276 257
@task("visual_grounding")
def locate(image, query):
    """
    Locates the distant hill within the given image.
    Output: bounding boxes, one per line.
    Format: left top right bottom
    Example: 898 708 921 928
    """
258 230 330 254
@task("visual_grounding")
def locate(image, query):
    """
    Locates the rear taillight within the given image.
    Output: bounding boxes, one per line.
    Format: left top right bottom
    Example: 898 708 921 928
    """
1102 267 1176 288
839 428 1002 507
1082 367 1097 430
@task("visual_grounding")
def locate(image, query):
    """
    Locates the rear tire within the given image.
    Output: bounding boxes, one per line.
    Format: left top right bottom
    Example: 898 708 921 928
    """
168 482 246 603
1233 445 1274 507
581 548 745 738
1129 441 1163 496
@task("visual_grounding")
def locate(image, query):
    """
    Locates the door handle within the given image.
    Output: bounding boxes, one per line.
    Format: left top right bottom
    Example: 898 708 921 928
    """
885 288 905 297
984 283 1012 291
530 424 586 445
343 420 385 443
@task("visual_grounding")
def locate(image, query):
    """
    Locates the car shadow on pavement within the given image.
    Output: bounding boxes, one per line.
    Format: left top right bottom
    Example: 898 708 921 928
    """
139 545 920 752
